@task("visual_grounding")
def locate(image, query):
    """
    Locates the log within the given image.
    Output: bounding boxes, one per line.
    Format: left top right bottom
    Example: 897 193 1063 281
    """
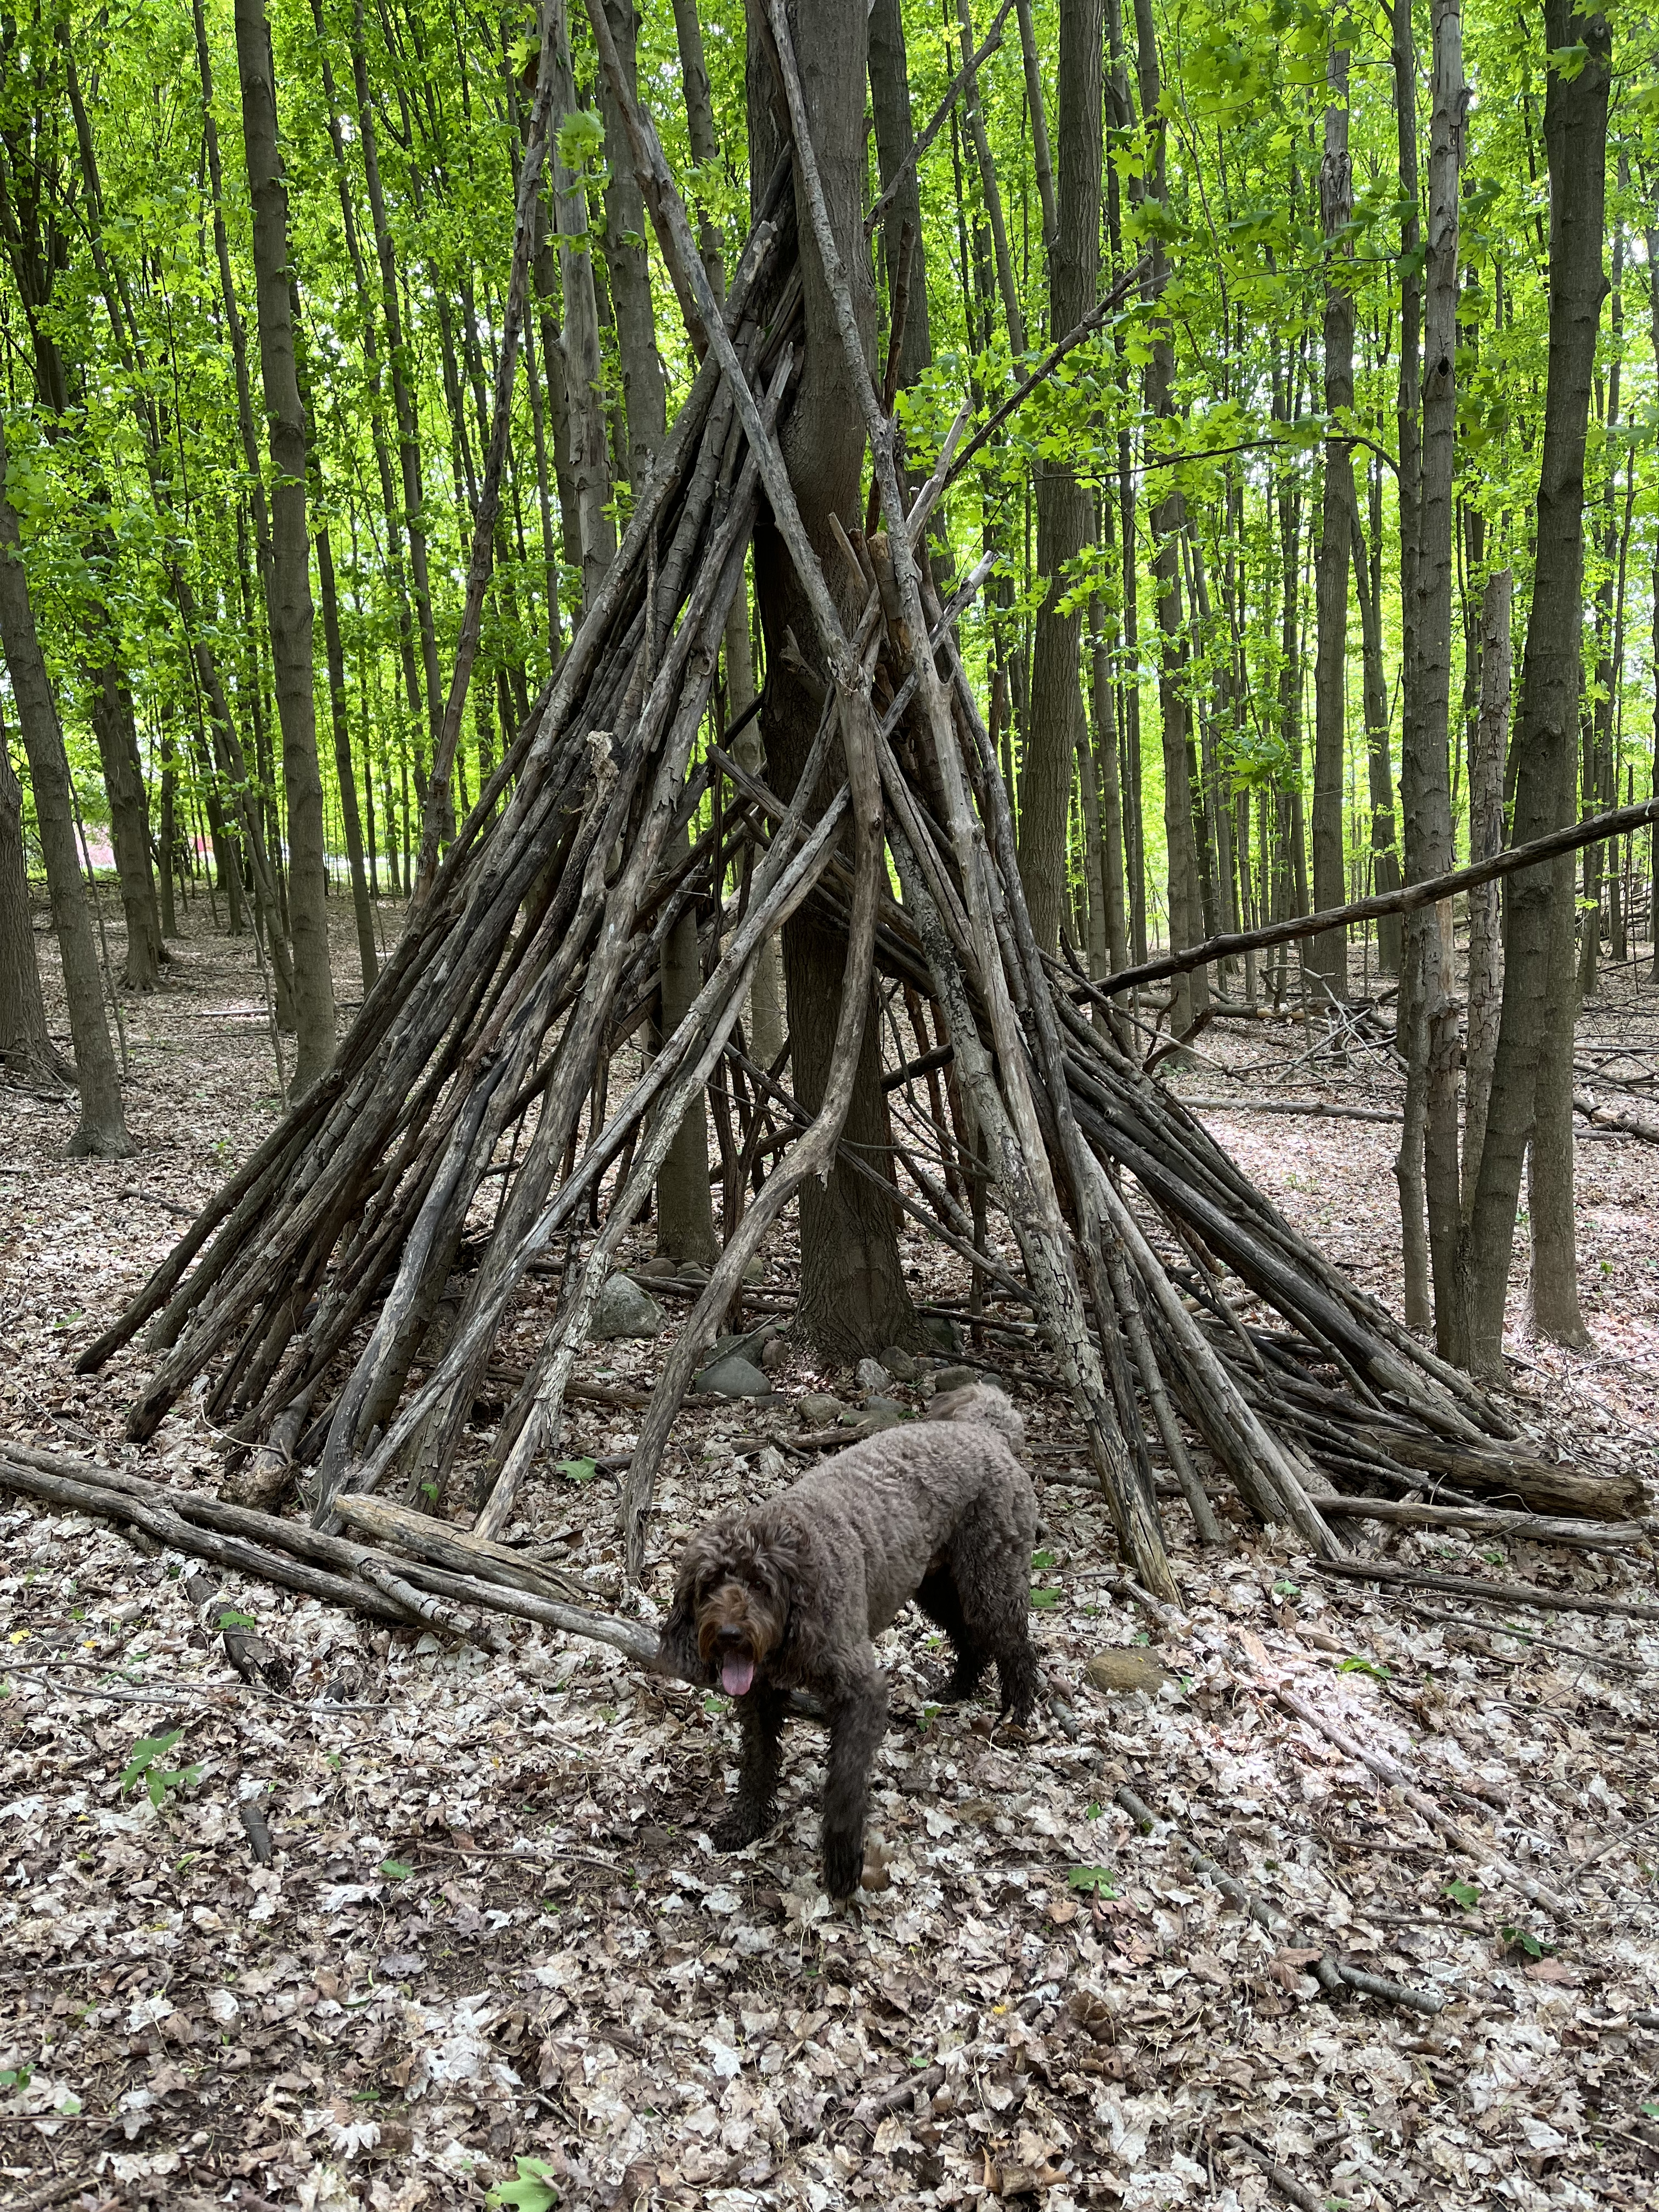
1313 1554 1659 1625
1314 1494 1654 1550
1349 1430 1641 1519
331 1491 591 1604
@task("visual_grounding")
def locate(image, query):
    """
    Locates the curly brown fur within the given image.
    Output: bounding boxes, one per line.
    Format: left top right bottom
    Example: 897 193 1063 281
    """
658 1385 1039 1898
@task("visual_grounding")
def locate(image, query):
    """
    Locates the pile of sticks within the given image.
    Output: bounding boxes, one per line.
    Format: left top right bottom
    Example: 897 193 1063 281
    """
72 1 1623 1608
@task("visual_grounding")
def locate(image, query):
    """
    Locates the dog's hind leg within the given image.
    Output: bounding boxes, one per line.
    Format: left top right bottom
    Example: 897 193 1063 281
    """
948 1522 1040 1725
819 1654 888 1899
713 1684 787 1850
915 1566 990 1705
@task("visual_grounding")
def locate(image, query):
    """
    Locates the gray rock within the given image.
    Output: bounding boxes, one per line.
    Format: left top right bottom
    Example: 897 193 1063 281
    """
760 1335 788 1373
1086 1649 1175 1697
798 1392 848 1426
932 1364 981 1393
855 1356 890 1393
879 1344 920 1383
695 1355 773 1400
853 1405 903 1435
589 1274 664 1341
743 1259 766 1283
635 1254 679 1278
712 1324 776 1368
922 1314 960 1355
677 1261 711 1284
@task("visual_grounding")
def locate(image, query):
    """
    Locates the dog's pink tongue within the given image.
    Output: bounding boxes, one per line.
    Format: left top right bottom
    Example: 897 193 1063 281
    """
721 1655 755 1697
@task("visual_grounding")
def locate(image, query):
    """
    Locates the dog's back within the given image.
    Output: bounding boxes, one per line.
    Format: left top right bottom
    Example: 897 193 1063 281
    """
757 1394 1035 1641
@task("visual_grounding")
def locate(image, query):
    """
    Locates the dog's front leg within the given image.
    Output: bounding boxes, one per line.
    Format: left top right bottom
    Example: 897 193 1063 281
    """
820 1661 888 1899
713 1684 786 1850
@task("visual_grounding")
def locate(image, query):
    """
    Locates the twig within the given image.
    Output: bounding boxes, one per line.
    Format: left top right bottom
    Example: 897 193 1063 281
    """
1268 1680 1571 1915
1220 2133 1327 2212
1177 1096 1405 1124
1114 1785 1442 2013
1315 1496 1654 1549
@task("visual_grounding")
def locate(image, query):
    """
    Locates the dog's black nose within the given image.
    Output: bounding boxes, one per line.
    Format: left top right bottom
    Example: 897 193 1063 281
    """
715 1625 746 1648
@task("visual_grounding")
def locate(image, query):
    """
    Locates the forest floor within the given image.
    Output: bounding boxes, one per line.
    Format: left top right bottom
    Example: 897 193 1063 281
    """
2 890 1657 2212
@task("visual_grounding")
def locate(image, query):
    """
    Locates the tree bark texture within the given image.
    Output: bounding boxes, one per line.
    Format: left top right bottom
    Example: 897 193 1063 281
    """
1462 566 1510 1200
747 0 917 1359
234 0 336 1100
0 735 71 1088
549 0 616 612
1019 0 1102 958
1458 1 1609 1374
1308 41 1354 1008
0 420 129 1155
597 0 668 487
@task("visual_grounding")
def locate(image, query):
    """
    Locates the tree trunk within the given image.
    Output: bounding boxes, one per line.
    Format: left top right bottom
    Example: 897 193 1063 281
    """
596 0 668 490
0 731 72 1088
1352 469 1402 972
317 523 379 993
0 419 129 1155
867 0 936 398
1087 586 1129 972
1408 0 1465 1355
1457 0 1609 1374
1577 193 1626 1000
747 0 916 1360
1019 0 1103 957
549 0 616 612
234 0 336 1100
1308 40 1354 1011
1462 566 1510 1199
1133 0 1206 1034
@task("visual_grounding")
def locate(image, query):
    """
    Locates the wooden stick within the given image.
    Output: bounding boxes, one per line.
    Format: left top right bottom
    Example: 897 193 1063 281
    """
331 1491 591 1602
1268 1681 1571 1915
1313 1554 1659 1624
1092 795 1659 1000
1114 1785 1443 2012
0 1454 410 1625
1314 1495 1654 1549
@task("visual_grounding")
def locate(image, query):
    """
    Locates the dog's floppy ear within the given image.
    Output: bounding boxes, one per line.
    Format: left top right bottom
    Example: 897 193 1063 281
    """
656 1525 722 1684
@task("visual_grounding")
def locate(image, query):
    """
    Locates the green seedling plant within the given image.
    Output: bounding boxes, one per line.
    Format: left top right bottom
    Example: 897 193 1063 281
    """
121 1728 201 1809
1067 1865 1117 1898
1338 1656 1391 1680
487 2153 560 2209
1443 1879 1480 1911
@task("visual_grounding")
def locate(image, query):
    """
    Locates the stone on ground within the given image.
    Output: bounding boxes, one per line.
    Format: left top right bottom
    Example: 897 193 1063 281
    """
589 1275 664 1340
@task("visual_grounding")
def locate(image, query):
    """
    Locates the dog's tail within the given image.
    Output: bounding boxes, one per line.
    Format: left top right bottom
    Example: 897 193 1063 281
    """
926 1381 1024 1454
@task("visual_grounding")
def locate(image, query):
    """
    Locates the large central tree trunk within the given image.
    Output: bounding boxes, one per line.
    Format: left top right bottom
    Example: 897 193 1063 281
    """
746 0 916 1361
1456 0 1610 1375
234 0 336 1100
1018 0 1103 958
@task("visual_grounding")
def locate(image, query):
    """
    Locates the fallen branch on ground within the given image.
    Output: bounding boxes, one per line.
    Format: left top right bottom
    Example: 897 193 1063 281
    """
1313 1554 1659 1624
1114 1783 1443 2012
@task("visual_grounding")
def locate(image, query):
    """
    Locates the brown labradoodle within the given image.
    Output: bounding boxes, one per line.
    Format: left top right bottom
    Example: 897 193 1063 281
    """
657 1382 1040 1898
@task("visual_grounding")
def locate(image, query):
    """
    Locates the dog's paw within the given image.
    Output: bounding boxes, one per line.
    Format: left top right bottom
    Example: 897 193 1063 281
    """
821 1829 865 1900
712 1805 771 1853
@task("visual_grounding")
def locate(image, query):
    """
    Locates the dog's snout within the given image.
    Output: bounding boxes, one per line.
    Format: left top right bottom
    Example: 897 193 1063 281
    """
714 1623 747 1649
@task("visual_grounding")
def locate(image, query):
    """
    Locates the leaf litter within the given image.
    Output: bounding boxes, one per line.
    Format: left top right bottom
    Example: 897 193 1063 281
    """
2 905 1657 2210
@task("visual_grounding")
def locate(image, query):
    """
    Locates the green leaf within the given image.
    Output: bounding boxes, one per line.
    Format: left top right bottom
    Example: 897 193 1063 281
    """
1271 1579 1301 1598
216 1610 258 1630
488 2155 561 2210
1031 1549 1057 1570
1546 40 1588 79
380 1859 414 1880
1500 1924 1545 1959
1337 1656 1391 1679
121 1728 184 1796
556 108 606 173
1029 1587 1061 1610
1067 1864 1117 1897
555 1458 597 1485
1443 1878 1480 1910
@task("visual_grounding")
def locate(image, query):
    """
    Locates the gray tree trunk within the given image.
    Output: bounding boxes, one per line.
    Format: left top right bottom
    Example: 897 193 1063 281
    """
549 0 616 612
1457 0 1609 1375
235 0 336 1100
746 0 917 1359
1308 40 1355 1010
596 0 668 489
0 420 129 1155
317 523 379 993
1019 0 1103 957
1133 0 1206 1035
0 731 72 1088
1352 472 1402 972
1462 565 1510 1197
